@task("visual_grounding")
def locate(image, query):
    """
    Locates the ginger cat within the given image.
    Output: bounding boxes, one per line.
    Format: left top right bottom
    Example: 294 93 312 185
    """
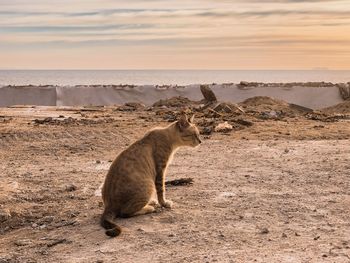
101 114 201 237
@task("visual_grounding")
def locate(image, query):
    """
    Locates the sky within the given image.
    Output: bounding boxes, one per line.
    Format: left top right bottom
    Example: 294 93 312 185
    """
0 0 350 70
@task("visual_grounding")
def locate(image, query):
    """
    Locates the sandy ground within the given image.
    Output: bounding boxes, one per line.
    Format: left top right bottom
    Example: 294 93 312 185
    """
1 103 350 263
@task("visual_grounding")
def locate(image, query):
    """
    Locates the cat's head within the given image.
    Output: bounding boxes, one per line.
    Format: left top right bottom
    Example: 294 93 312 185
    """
176 114 202 147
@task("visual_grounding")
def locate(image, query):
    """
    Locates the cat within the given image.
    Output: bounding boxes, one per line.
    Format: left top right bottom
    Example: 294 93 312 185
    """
100 114 201 237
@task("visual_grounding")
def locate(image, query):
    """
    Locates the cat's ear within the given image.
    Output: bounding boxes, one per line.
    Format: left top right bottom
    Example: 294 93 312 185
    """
189 114 195 123
177 115 190 131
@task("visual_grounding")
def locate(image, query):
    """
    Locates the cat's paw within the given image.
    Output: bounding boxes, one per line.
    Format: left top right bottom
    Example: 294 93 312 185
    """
148 199 159 207
161 200 173 209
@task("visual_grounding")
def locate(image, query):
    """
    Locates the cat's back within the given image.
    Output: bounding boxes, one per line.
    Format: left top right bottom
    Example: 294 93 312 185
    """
107 129 163 175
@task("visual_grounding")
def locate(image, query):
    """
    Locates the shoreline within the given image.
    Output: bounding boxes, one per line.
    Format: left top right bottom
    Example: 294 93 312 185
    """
1 81 350 87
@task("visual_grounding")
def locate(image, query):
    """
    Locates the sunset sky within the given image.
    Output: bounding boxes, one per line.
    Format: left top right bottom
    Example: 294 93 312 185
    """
0 0 350 70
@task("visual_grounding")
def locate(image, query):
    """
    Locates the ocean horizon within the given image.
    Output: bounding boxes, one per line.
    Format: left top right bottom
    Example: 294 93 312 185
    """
0 69 350 86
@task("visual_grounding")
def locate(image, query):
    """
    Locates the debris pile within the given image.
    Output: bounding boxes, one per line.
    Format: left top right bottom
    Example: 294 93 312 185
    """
117 102 145 112
321 101 350 115
149 84 349 135
153 96 195 108
239 96 313 119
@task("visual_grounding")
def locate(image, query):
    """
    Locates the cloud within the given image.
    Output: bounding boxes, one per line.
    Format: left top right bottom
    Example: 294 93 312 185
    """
0 0 350 69
0 24 154 33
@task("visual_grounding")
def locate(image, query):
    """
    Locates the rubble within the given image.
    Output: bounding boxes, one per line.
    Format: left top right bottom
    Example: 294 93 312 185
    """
214 122 233 133
153 96 195 108
322 101 350 114
117 102 145 111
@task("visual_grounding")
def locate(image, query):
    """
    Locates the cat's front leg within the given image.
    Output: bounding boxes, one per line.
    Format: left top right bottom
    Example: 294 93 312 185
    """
161 199 173 209
155 169 173 209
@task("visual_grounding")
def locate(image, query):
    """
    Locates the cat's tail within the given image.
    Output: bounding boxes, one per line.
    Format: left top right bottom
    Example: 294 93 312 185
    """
100 210 122 237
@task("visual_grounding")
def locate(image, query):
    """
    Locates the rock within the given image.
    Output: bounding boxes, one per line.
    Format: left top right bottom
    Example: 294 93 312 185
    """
260 228 269 234
214 122 233 133
96 160 101 164
65 184 77 192
201 126 213 135
0 208 11 222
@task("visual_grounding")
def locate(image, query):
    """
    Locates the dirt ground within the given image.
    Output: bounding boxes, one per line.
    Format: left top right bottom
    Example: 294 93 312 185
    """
1 101 350 263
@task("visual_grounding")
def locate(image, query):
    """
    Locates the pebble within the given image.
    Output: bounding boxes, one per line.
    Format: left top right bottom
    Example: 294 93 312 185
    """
260 228 269 234
201 127 213 135
65 184 77 192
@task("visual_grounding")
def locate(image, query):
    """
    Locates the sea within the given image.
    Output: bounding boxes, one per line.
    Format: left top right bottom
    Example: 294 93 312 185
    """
0 70 349 86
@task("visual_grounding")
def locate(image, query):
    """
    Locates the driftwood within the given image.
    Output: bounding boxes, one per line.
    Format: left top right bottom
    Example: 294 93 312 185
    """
200 85 245 113
339 86 350 100
213 102 245 114
165 178 194 186
200 85 217 103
